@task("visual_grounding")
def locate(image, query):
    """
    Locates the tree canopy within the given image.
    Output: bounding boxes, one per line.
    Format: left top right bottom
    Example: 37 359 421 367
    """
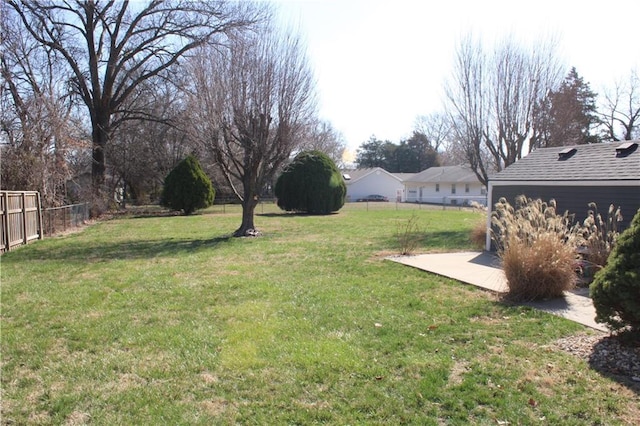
355 132 439 173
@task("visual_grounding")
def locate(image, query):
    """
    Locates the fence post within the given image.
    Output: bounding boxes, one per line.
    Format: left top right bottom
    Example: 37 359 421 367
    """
21 192 28 245
1 192 8 252
36 192 43 240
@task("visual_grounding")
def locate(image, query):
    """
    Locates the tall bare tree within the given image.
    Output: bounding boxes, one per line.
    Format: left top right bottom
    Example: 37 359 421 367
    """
296 118 346 167
108 76 192 206
413 112 451 153
7 0 263 211
598 69 640 141
186 21 317 236
1 8 82 206
445 34 564 185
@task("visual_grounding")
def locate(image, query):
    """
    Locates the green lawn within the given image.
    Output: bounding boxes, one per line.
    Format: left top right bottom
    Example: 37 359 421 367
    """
1 204 637 425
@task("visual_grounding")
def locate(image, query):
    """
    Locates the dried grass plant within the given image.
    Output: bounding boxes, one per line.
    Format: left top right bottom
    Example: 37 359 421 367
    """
580 203 623 269
470 219 487 249
396 213 423 255
501 233 578 301
491 196 582 301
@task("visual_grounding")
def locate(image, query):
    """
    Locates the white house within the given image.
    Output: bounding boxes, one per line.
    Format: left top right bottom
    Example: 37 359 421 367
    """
403 165 486 206
343 168 406 202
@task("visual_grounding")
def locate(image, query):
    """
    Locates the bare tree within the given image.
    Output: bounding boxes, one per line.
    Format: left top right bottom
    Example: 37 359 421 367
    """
7 0 263 211
598 69 640 141
296 119 346 166
413 112 451 153
445 34 564 185
108 77 191 205
1 8 82 206
186 22 317 236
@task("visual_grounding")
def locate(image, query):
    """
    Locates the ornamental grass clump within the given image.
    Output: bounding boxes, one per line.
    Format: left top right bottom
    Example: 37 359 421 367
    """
492 196 580 301
500 233 578 301
580 203 623 270
469 218 487 249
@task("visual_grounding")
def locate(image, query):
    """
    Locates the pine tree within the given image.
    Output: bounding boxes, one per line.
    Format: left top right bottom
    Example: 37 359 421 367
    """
537 67 600 147
160 156 215 215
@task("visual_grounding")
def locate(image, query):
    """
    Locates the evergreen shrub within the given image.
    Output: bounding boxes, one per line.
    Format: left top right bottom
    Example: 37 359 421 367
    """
275 150 346 214
160 155 215 215
590 208 640 338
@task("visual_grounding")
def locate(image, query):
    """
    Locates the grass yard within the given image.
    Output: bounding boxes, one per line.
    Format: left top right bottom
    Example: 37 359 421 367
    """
1 204 638 424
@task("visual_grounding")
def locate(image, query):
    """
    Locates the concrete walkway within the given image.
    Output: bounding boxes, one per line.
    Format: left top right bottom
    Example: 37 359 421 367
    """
388 251 607 332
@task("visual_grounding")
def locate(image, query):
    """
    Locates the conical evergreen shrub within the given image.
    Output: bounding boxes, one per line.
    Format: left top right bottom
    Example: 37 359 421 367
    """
591 208 640 338
275 150 346 214
160 155 215 215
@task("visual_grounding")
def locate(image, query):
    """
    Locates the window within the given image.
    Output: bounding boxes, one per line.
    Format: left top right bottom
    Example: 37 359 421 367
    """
451 184 456 194
465 183 470 193
435 183 439 192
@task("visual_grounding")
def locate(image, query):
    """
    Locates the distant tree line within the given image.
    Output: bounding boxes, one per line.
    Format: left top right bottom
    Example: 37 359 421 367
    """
355 132 440 173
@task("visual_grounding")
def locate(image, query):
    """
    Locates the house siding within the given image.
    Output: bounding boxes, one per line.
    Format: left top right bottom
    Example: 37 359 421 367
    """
345 169 404 202
490 184 640 230
405 182 486 205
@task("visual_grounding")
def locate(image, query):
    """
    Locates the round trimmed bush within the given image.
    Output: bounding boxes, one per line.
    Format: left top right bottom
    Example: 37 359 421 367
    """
160 155 215 215
275 150 346 214
591 208 640 337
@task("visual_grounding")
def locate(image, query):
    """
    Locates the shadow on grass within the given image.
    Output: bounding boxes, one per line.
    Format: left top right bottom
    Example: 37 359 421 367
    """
12 235 233 262
257 212 340 218
589 337 640 395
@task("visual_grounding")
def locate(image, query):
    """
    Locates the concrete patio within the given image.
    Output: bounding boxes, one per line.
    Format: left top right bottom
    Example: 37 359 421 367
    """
388 251 607 332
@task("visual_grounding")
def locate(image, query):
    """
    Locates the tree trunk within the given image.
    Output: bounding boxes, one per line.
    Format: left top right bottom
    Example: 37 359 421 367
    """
234 197 259 237
90 112 109 216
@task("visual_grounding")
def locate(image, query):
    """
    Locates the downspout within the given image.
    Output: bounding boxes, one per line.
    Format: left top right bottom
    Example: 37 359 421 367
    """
485 181 494 251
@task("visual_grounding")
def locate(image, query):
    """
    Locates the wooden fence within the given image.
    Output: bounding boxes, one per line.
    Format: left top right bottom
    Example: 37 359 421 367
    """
0 191 43 253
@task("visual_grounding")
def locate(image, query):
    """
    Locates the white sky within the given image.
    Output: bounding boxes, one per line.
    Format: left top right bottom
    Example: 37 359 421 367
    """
274 0 639 157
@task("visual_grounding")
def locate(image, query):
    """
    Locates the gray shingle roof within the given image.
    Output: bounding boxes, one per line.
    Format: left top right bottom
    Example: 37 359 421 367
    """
490 142 640 182
393 173 417 182
404 165 480 184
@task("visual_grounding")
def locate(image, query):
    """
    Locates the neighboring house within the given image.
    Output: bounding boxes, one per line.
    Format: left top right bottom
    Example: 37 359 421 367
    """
403 165 486 206
486 141 640 250
343 168 405 202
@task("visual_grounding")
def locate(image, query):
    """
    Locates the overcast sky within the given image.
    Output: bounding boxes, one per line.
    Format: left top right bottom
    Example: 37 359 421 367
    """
274 0 639 157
